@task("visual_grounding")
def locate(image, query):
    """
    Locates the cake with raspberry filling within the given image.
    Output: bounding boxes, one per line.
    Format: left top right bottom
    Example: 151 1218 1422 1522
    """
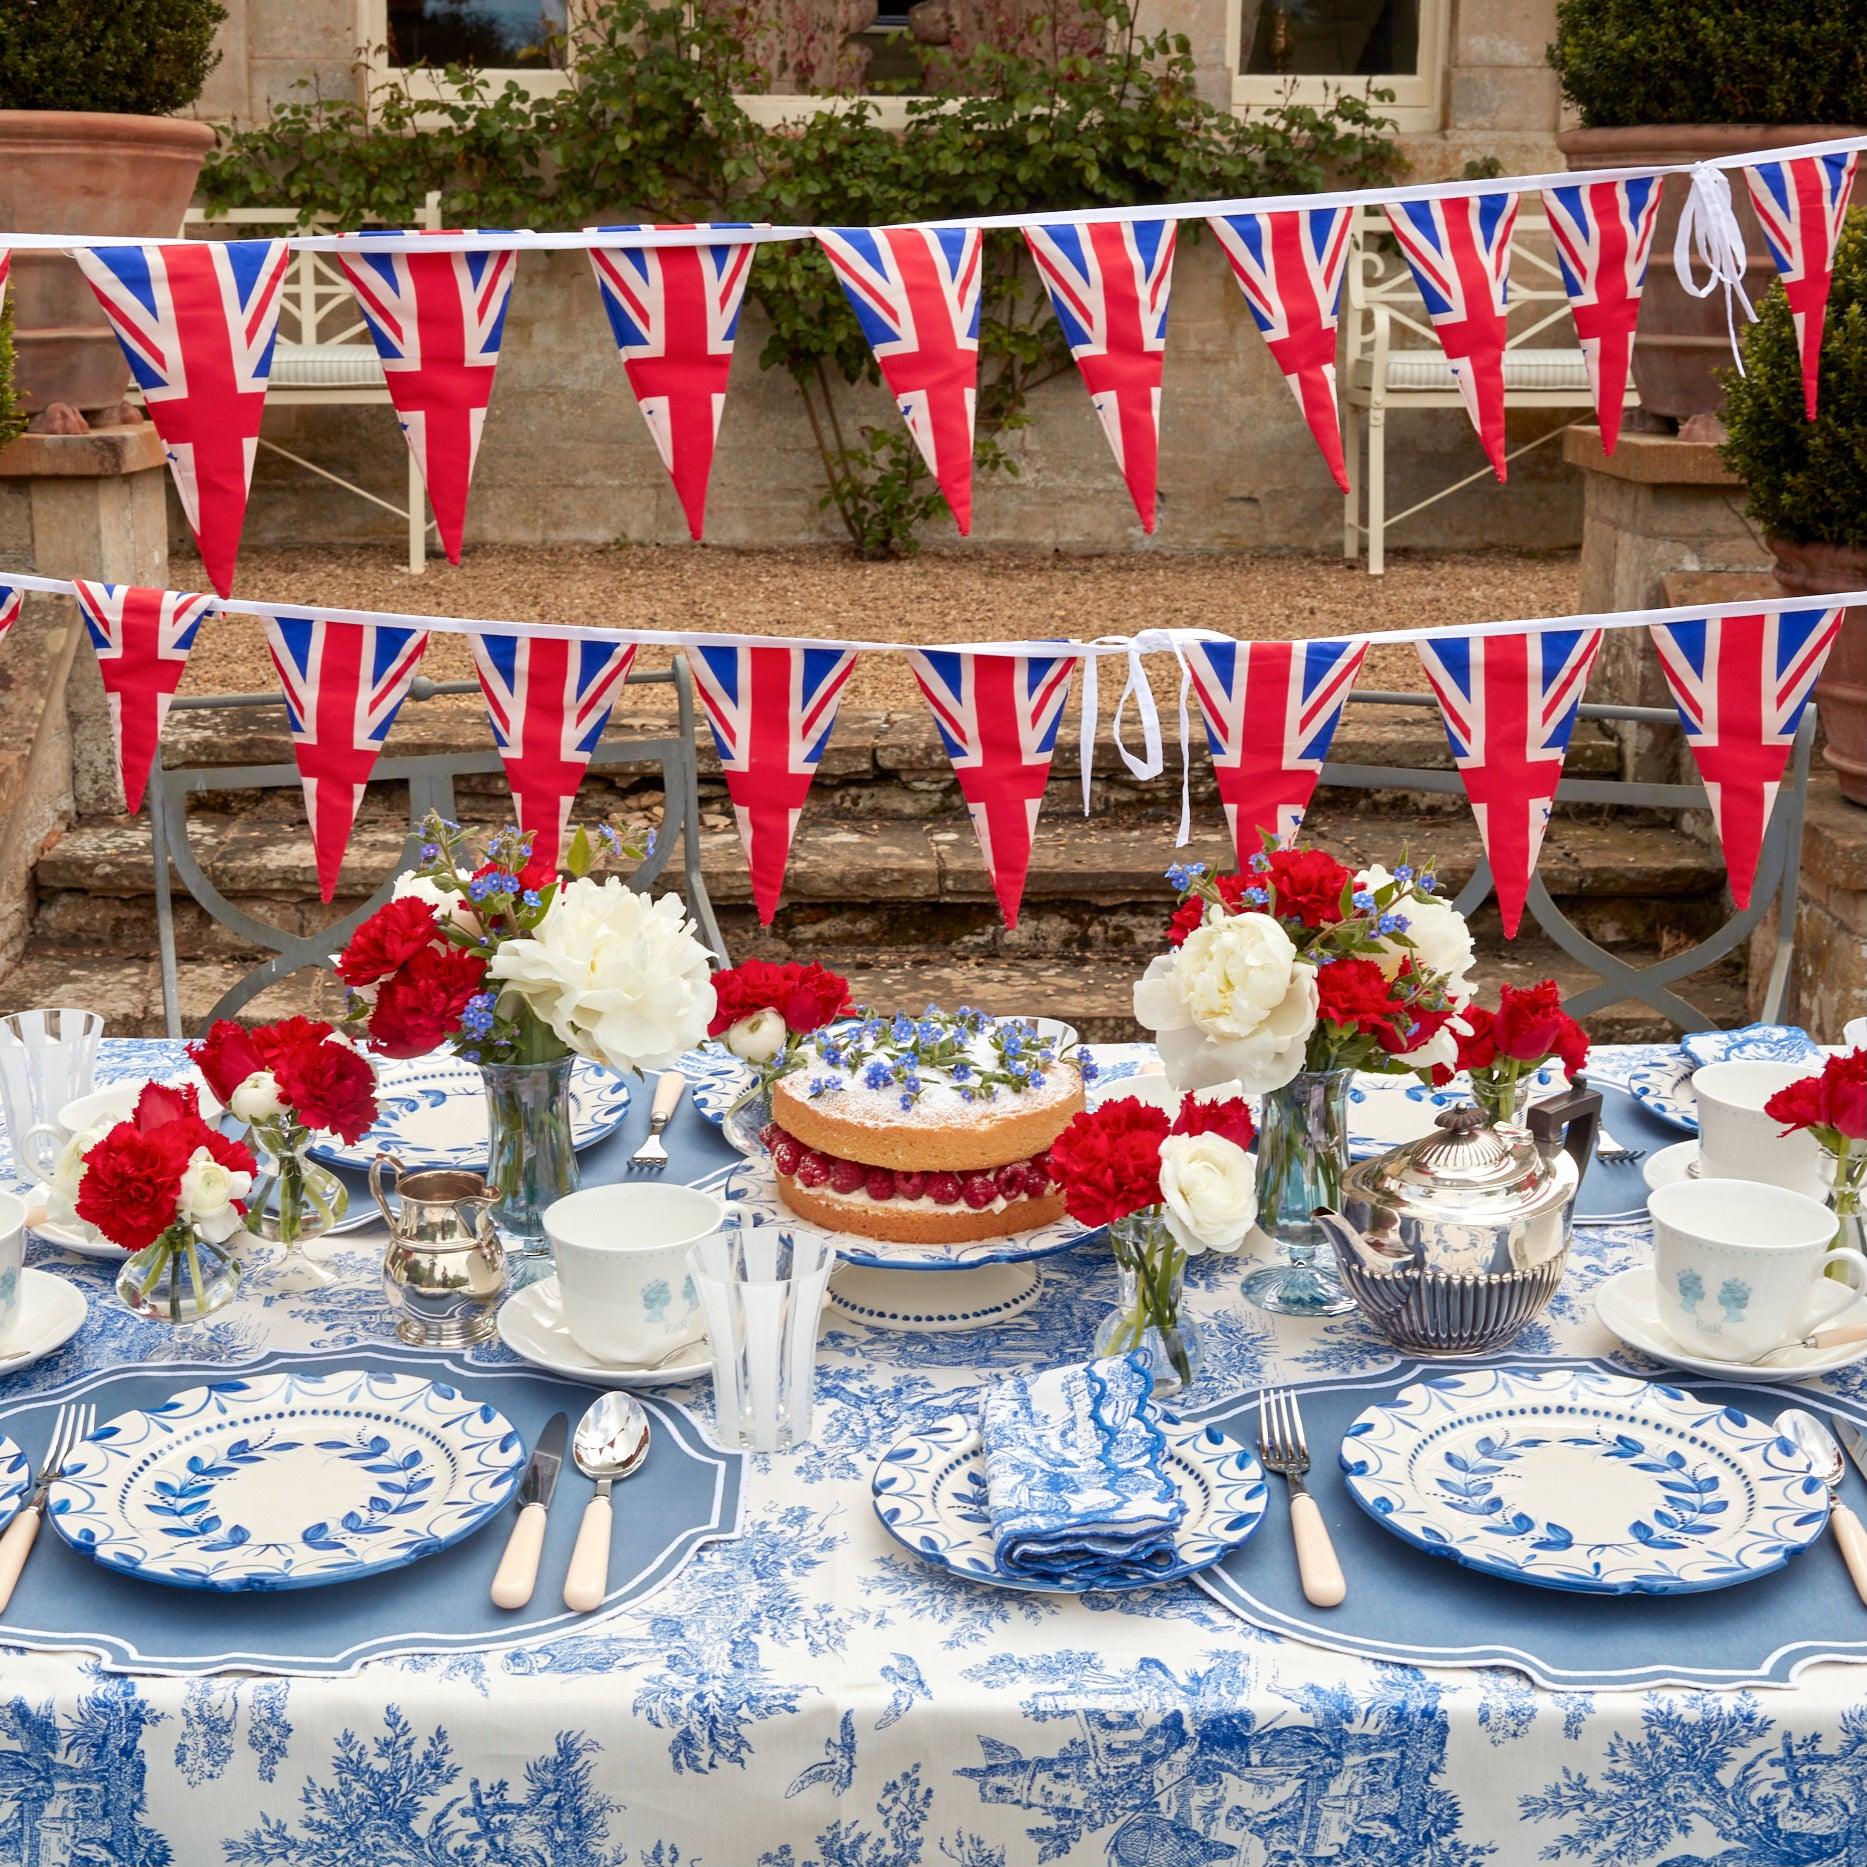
763 1008 1088 1244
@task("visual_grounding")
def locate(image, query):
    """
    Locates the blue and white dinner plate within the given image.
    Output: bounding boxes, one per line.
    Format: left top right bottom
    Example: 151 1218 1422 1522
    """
1339 1366 1829 1596
0 1435 27 1536
48 1369 527 1592
306 1054 633 1172
872 1410 1269 1593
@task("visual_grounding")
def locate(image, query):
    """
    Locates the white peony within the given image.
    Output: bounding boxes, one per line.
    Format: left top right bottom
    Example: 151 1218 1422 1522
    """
178 1145 253 1245
1158 1131 1257 1256
1133 910 1318 1095
488 878 717 1074
229 1069 285 1124
724 1007 787 1065
394 871 482 936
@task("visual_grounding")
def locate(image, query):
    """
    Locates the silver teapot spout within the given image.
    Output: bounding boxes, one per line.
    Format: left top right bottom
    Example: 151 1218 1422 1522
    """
1311 1205 1415 1275
1312 1207 1417 1327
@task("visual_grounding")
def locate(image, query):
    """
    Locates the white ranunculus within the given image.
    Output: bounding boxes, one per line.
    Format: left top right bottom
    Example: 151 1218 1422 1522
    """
229 1069 285 1124
1133 911 1318 1095
488 878 717 1074
47 1123 109 1228
394 871 482 936
1158 1131 1257 1256
178 1145 253 1245
1355 865 1477 1067
724 1007 787 1064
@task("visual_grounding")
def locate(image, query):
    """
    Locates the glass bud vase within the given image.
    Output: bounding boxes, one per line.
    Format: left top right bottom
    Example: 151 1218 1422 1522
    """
1093 1207 1200 1395
248 1122 347 1290
1820 1146 1867 1272
1469 1068 1536 1129
1244 1067 1356 1317
116 1224 243 1325
482 1055 580 1281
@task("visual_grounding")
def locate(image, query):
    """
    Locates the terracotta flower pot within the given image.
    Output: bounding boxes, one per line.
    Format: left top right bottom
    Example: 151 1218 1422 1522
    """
0 110 216 419
1559 124 1861 426
1767 534 1867 806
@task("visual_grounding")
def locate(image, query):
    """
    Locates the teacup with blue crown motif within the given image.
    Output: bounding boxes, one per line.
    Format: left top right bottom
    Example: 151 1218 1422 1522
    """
1649 1177 1867 1364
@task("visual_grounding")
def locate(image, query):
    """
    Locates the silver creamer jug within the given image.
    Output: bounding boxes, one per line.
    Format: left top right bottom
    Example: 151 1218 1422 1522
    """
373 1153 507 1347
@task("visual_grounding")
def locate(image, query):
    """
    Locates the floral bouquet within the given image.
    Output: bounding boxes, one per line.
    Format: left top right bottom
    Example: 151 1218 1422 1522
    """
708 959 854 1120
1431 979 1590 1127
1048 1089 1258 1392
55 1083 258 1324
189 1017 379 1273
1765 1048 1867 1254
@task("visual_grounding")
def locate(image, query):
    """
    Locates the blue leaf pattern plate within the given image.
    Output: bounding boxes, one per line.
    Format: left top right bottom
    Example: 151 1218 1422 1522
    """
47 1369 527 1592
1621 1053 1699 1133
0 1434 27 1536
1339 1366 1830 1595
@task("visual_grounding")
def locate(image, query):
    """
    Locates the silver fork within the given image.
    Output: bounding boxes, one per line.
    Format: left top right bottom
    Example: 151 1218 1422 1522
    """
0 1401 95 1613
1257 1389 1347 1609
1597 1128 1645 1166
628 1071 689 1170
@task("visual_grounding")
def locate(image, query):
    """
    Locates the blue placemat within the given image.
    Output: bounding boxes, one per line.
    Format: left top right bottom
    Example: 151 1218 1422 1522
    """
1574 1082 1680 1224
1186 1356 1867 1691
0 1346 743 1677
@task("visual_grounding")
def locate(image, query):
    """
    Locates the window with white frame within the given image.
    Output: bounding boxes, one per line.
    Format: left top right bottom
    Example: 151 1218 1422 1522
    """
1231 0 1447 133
358 0 575 100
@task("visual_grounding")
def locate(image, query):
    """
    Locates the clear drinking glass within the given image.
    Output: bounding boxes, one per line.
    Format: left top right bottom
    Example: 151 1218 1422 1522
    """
687 1224 835 1452
0 1009 104 1182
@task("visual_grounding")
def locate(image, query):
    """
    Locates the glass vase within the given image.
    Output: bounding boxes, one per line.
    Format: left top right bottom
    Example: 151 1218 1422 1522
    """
1244 1067 1356 1317
1820 1146 1867 1273
248 1122 348 1290
115 1225 243 1325
1093 1207 1200 1395
1469 1067 1536 1129
482 1055 579 1281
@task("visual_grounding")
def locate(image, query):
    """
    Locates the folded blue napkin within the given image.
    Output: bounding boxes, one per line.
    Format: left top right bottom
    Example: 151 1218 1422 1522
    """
979 1353 1184 1587
1679 1024 1821 1070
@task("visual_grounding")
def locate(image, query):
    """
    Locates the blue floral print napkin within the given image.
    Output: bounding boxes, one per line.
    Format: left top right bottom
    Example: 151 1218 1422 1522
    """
1679 1024 1821 1070
978 1353 1184 1587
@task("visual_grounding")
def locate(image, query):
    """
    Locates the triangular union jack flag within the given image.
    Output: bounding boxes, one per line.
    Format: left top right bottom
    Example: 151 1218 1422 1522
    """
684 643 857 926
261 613 429 902
1208 206 1354 492
1745 152 1859 421
588 226 754 542
336 238 518 564
1384 192 1519 480
1024 218 1177 532
819 225 981 534
907 648 1078 930
1417 626 1603 939
72 580 217 814
0 251 10 317
1539 176 1664 455
471 631 637 869
1181 636 1366 861
1650 607 1843 911
0 583 21 646
74 239 289 598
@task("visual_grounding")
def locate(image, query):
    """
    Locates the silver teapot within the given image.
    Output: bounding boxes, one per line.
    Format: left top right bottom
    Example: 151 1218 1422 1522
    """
373 1153 507 1348
1312 1083 1600 1355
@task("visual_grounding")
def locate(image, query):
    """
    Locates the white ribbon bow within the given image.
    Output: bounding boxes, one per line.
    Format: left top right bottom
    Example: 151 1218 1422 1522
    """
1672 161 1756 373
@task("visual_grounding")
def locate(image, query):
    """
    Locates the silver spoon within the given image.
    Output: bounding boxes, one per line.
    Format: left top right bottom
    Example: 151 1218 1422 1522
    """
1775 1408 1867 1607
563 1392 652 1613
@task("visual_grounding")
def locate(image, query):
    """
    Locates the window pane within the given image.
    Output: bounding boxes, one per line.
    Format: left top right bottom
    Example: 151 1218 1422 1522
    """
1240 0 1419 78
386 0 569 69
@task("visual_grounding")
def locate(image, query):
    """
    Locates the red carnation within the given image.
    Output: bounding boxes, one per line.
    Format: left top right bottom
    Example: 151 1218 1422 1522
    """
336 898 443 987
250 1015 337 1073
272 1034 379 1144
1264 848 1352 929
777 964 853 1034
75 1125 187 1252
1767 1049 1867 1142
707 959 852 1037
1166 873 1255 946
1170 1094 1256 1151
1766 1074 1833 1134
1493 980 1565 1063
368 945 488 1059
1048 1098 1171 1229
1314 956 1401 1035
188 1020 267 1106
1454 1006 1498 1074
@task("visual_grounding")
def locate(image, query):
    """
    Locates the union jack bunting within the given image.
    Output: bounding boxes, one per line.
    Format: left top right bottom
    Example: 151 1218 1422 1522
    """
261 614 430 902
74 239 289 597
337 239 519 564
588 226 754 541
684 643 858 926
1024 218 1177 532
470 631 637 868
1182 636 1366 861
0 583 20 645
907 647 1078 929
1208 207 1354 492
72 580 218 814
1384 192 1519 480
1416 626 1603 939
819 225 981 534
1744 152 1859 420
0 251 10 318
1538 176 1664 455
1650 607 1844 910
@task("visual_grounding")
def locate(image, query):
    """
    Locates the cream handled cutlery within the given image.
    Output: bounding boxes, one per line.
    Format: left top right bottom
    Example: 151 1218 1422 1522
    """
491 1410 568 1611
1776 1408 1867 1608
0 1402 94 1614
1257 1388 1346 1609
563 1392 652 1612
628 1071 688 1170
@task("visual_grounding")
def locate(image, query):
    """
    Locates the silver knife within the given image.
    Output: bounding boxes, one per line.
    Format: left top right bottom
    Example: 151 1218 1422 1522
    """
1838 1418 1867 1488
491 1411 568 1610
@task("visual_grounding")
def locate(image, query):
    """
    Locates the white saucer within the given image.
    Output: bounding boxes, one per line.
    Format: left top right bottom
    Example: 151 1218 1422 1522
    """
27 1215 123 1263
0 1269 88 1374
1596 1264 1867 1384
496 1276 711 1388
1642 1139 1701 1193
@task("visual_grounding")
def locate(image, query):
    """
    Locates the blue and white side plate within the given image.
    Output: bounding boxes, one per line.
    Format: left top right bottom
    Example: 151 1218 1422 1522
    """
1340 1366 1828 1596
1623 1053 1699 1133
0 1435 27 1536
872 1410 1269 1593
306 1054 633 1172
1679 1024 1822 1069
688 1045 754 1128
48 1369 527 1592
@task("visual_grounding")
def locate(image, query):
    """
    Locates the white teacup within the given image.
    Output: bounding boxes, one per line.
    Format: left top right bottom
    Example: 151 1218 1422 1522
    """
1845 1017 1867 1051
1650 1177 1867 1363
0 1191 24 1347
1691 1060 1826 1197
546 1183 724 1367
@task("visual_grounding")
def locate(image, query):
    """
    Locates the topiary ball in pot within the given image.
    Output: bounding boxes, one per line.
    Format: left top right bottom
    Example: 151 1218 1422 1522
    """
1722 211 1867 804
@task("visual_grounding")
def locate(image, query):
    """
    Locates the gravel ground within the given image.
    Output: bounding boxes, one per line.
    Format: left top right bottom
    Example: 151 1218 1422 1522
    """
189 543 1582 709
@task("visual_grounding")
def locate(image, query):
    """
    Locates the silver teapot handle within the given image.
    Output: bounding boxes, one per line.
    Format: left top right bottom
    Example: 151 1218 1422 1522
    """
1528 1080 1601 1180
370 1151 407 1229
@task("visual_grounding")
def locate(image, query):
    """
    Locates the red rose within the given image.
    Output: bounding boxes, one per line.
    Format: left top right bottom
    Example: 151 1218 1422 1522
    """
1493 980 1566 1063
1765 1074 1831 1134
272 1034 379 1144
777 964 853 1034
336 898 443 987
188 1020 267 1106
1048 1098 1170 1229
368 945 489 1058
1314 956 1400 1035
1170 1094 1256 1151
133 1080 204 1134
75 1125 186 1251
1264 848 1352 930
1453 1006 1498 1074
